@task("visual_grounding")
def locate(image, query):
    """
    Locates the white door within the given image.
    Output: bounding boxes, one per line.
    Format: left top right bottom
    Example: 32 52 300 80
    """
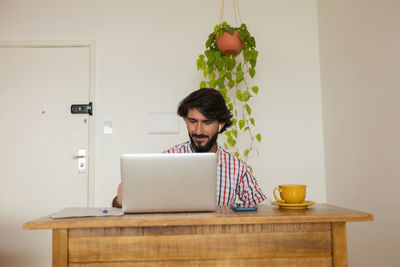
0 44 94 267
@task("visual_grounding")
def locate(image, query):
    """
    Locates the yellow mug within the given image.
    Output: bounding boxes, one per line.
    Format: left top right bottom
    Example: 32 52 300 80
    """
273 184 306 204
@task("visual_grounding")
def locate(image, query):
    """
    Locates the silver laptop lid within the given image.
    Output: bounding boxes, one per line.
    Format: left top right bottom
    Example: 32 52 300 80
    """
121 153 217 213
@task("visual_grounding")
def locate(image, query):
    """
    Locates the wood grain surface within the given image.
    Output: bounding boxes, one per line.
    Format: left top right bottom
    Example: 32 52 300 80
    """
23 204 373 230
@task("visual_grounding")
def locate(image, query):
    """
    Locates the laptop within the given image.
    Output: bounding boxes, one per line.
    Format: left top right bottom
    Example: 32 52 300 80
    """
121 153 217 213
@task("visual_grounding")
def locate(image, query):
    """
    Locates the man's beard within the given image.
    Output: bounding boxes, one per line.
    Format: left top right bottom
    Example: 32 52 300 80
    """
189 132 218 152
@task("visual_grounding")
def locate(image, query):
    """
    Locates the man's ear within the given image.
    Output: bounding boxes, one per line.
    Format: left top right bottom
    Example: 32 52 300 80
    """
218 123 226 132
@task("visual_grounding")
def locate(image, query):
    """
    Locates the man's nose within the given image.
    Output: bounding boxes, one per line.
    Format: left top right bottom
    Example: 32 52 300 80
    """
194 123 203 134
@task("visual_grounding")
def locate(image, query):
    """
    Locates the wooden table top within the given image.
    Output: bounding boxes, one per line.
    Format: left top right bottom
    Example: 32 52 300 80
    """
23 204 373 230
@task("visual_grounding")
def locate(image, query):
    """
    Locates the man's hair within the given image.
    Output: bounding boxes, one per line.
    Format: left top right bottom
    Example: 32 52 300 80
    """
177 88 233 133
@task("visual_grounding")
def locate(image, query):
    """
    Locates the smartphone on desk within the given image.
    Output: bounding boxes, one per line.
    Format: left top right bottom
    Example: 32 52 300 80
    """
230 203 258 212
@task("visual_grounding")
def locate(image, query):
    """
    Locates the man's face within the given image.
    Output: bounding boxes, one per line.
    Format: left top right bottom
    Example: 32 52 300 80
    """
184 108 223 152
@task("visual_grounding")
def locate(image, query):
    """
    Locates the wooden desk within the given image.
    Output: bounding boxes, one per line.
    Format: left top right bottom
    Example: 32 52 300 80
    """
23 204 372 267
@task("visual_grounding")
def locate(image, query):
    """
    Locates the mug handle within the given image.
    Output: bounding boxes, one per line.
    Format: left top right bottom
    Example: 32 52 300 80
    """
273 187 284 202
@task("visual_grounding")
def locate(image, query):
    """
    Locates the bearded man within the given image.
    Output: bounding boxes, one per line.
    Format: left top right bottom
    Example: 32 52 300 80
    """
113 88 266 208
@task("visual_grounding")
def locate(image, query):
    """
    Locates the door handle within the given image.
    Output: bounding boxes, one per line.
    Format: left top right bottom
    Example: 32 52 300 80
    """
73 149 86 174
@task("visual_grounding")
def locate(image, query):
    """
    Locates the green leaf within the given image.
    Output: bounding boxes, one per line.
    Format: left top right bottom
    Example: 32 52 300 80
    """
256 133 262 142
226 28 234 35
232 129 238 138
227 134 233 144
214 50 221 59
219 87 227 97
231 118 237 125
244 149 250 157
236 90 242 101
252 86 259 95
227 58 236 70
245 104 251 115
201 61 206 72
209 79 216 88
206 37 213 48
238 30 245 41
196 57 203 70
207 55 215 64
243 49 250 61
249 68 255 78
250 36 256 47
242 90 251 101
215 59 223 70
236 62 242 73
219 69 226 78
228 103 234 110
250 117 255 126
239 120 246 129
216 77 225 89
226 71 232 81
205 50 214 59
207 72 215 81
251 49 259 60
228 135 236 147
200 81 206 88
236 71 244 84
250 60 256 69
222 55 229 66
224 130 231 136
228 80 235 89
214 24 220 33
234 152 240 157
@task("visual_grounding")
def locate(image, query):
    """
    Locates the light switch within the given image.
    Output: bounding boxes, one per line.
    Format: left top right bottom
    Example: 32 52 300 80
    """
104 120 113 134
148 112 179 134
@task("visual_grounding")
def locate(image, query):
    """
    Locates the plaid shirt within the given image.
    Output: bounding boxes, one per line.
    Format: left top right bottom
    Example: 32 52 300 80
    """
164 141 267 207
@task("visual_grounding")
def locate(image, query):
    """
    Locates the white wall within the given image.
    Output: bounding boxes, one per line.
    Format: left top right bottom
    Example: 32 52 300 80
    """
318 0 400 266
0 0 325 266
93 0 326 206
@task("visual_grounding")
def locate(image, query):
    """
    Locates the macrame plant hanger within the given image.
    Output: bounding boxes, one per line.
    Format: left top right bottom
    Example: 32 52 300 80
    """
216 0 245 55
219 0 243 26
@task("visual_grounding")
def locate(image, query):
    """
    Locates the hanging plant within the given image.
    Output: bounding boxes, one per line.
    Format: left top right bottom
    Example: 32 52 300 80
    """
196 20 261 160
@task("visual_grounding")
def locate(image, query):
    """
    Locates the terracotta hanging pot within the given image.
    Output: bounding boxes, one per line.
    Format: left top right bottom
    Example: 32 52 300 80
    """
215 30 243 55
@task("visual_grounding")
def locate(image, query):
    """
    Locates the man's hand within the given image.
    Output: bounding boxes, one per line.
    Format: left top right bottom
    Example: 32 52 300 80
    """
117 183 122 206
112 183 122 208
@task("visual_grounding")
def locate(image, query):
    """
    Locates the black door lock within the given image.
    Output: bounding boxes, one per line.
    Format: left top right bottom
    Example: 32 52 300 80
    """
71 102 93 116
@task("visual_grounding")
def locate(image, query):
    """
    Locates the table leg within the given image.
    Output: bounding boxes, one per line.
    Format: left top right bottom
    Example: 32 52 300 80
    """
332 222 348 267
53 229 68 267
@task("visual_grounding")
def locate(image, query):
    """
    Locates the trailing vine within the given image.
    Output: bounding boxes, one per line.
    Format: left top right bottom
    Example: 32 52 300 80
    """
196 21 261 160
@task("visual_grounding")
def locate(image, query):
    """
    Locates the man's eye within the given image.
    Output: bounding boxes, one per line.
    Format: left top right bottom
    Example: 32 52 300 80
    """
204 121 213 125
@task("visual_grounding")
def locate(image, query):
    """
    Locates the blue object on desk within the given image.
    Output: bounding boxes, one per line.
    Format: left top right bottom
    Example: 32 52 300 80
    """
102 209 108 214
231 203 258 211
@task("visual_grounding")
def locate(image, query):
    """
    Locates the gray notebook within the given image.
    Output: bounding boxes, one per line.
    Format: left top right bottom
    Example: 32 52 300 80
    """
121 153 217 213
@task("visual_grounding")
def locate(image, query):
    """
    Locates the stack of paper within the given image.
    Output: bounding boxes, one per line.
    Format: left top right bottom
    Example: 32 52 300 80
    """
50 207 123 219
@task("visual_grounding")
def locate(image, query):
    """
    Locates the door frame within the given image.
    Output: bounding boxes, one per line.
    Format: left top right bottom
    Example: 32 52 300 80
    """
0 40 96 206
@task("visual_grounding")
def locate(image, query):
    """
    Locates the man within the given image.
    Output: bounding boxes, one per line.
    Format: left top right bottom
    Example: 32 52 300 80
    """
113 88 266 207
